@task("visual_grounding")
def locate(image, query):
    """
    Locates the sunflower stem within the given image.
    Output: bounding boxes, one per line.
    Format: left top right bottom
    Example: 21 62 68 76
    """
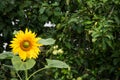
25 69 28 80
28 67 48 80
16 71 23 80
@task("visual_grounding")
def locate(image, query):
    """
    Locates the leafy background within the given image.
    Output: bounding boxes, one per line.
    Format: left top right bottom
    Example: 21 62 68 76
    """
0 0 120 80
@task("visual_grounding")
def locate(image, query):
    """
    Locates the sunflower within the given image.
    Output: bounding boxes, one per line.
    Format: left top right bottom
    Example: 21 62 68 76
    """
10 28 42 61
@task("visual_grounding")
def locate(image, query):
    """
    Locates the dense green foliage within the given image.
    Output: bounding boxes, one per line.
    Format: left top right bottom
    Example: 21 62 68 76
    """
0 0 120 80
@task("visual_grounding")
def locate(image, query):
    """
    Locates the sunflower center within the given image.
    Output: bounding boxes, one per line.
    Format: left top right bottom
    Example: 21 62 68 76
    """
20 40 31 51
23 41 30 48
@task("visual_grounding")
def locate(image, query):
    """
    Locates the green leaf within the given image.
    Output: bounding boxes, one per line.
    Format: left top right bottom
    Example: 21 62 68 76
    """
39 38 55 45
0 52 13 59
65 42 72 49
66 0 70 5
51 2 59 6
68 18 78 24
12 56 36 71
10 78 18 80
106 40 113 49
102 39 106 50
39 7 46 14
46 59 70 69
83 21 93 25
103 0 108 3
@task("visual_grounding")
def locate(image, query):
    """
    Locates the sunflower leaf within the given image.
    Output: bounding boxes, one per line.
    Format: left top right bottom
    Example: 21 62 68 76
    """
0 52 13 59
38 38 55 45
12 56 36 71
45 59 70 70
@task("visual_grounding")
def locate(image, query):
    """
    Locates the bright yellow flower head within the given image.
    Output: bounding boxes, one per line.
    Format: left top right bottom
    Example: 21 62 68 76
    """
10 28 42 61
